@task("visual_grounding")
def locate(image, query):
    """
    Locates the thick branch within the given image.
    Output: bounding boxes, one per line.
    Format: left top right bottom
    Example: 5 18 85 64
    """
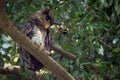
52 45 77 61
0 1 75 80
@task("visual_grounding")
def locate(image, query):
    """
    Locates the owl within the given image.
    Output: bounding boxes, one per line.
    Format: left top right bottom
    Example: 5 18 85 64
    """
19 7 55 71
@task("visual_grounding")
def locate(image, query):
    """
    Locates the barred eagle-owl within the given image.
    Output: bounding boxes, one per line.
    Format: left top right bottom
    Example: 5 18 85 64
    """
19 7 55 71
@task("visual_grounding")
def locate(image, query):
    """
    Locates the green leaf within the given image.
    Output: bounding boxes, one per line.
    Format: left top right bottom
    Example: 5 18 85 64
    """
0 57 4 67
112 38 119 44
112 48 120 54
114 0 120 15
26 5 36 13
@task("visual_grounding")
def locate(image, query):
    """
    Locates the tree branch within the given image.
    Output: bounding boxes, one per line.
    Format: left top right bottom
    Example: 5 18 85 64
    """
0 64 20 75
52 45 77 61
0 0 75 80
0 63 45 80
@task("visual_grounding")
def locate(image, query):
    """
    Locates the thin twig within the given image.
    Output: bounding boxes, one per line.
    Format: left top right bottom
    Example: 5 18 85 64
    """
97 39 113 49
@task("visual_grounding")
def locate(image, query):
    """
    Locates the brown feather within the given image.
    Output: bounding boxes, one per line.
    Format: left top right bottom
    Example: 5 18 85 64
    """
19 7 54 71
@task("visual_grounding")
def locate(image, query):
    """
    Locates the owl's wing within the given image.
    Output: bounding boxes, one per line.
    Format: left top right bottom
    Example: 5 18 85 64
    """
20 22 34 38
45 29 53 51
19 21 34 69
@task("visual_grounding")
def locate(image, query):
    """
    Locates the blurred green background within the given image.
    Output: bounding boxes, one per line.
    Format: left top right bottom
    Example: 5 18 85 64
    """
0 0 120 80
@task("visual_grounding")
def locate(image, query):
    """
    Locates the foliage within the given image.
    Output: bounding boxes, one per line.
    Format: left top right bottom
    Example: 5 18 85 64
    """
0 0 120 80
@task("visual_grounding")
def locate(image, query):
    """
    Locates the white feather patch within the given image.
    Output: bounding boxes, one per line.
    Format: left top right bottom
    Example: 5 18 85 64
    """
31 26 46 48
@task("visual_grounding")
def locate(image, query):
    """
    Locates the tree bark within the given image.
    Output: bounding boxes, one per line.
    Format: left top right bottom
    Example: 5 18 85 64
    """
0 0 75 80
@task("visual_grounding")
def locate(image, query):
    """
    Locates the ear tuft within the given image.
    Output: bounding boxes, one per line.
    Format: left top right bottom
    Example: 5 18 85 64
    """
42 6 51 14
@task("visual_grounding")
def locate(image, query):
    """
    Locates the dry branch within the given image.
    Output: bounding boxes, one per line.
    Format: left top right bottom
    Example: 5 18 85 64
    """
0 0 75 80
0 64 20 75
0 63 45 80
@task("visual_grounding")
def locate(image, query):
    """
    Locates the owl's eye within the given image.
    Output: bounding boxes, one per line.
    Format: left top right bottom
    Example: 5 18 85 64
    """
46 15 50 20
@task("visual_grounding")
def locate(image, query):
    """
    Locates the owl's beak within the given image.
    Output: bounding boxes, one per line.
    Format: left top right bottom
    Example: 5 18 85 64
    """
44 24 50 29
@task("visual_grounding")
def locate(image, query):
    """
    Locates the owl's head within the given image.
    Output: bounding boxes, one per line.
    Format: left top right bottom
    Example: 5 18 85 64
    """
35 7 55 29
